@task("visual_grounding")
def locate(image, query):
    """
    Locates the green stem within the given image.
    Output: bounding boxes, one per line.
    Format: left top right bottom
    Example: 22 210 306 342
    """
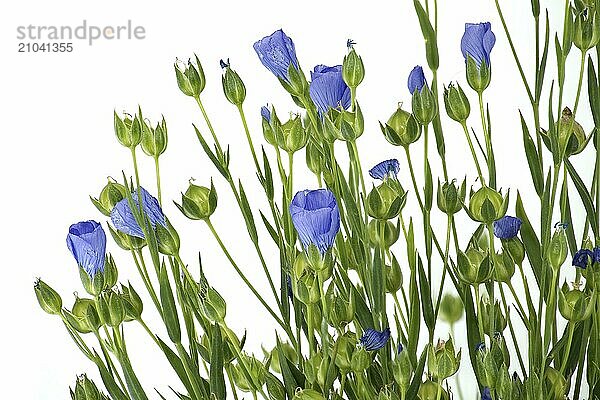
154 156 162 206
498 285 527 378
460 121 486 185
237 105 261 175
130 249 162 318
175 341 207 400
560 321 575 374
474 285 486 345
478 93 495 188
130 147 140 187
137 318 161 349
433 215 452 325
449 323 465 400
94 330 129 394
195 97 224 155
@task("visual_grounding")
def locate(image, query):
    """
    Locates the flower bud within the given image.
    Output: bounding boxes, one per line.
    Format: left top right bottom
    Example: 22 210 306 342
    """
71 374 103 400
292 272 321 305
500 237 525 265
114 111 142 149
120 283 143 321
332 333 354 373
412 85 437 126
221 61 246 106
91 179 127 216
439 293 464 324
492 251 515 283
393 344 412 392
480 299 507 334
342 45 365 89
457 248 491 285
418 380 448 400
176 180 218 220
305 353 323 384
444 82 471 122
278 114 308 153
174 55 206 98
368 219 400 248
328 291 354 328
68 296 100 333
428 338 461 380
477 347 500 389
558 282 596 321
367 180 407 220
380 105 420 147
437 179 466 215
232 354 266 393
559 107 588 158
351 347 371 373
548 225 568 271
34 278 62 315
293 389 325 400
103 254 118 289
266 373 286 400
200 286 227 323
466 57 492 93
305 141 323 177
263 343 297 375
386 255 404 293
141 116 168 158
468 186 507 223
573 7 600 51
544 367 567 400
155 219 180 256
103 290 125 327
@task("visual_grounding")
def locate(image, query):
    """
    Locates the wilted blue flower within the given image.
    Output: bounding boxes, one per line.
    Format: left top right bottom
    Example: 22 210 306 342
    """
66 220 106 277
573 249 594 269
219 58 230 69
253 29 299 81
493 216 522 239
309 65 351 115
360 327 391 351
594 247 600 264
261 105 271 122
481 387 492 400
397 342 404 354
461 22 496 68
111 187 166 238
290 189 340 254
475 342 486 352
369 159 400 180
407 66 427 94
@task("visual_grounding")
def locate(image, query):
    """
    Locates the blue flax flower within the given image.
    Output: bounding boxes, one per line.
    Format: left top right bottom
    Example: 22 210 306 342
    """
261 105 271 122
493 216 522 239
67 220 106 277
309 65 351 115
573 249 594 269
461 22 496 68
360 327 391 351
253 29 299 81
111 187 166 238
290 189 340 254
397 342 404 354
481 387 492 400
369 159 400 180
407 66 427 94
594 247 600 264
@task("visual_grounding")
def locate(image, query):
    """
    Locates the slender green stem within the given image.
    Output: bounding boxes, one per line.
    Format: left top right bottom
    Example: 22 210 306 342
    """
560 321 575 374
498 285 527 378
478 94 495 188
175 342 207 400
94 330 129 394
137 318 161 349
195 97 223 154
404 147 424 210
237 105 261 175
306 303 316 358
130 249 162 318
460 122 486 185
154 156 162 206
486 224 496 340
131 147 140 187
433 215 452 325
450 323 464 400
474 285 486 345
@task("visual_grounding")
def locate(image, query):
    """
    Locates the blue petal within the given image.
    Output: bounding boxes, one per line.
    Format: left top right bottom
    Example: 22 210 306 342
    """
110 187 165 238
594 247 600 264
461 22 494 67
407 66 426 94
360 327 391 351
66 220 106 276
253 29 299 80
261 106 271 122
369 159 400 180
290 189 340 253
493 216 522 239
309 64 351 115
482 387 492 400
573 249 593 269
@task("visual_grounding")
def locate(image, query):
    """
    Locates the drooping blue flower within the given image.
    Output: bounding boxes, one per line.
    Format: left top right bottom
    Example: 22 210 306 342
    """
253 29 299 81
111 187 166 238
309 65 351 115
407 66 427 94
369 159 400 180
461 22 496 68
66 220 106 277
360 327 391 351
493 216 523 239
261 105 271 122
594 247 600 264
481 387 492 400
290 189 340 254
573 249 594 269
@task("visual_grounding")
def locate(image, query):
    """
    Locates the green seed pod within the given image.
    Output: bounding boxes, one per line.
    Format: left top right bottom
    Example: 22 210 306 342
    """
380 105 421 147
200 286 227 323
140 116 168 158
103 254 118 289
174 55 206 98
480 299 507 334
418 380 448 400
466 57 492 93
393 345 412 392
351 347 371 373
120 283 143 321
34 278 62 315
114 111 142 149
155 219 180 256
342 46 365 89
573 7 600 51
91 179 127 216
437 179 466 215
500 237 525 265
293 389 326 400
232 353 266 393
328 291 354 329
412 85 437 126
457 247 491 285
386 255 404 294
70 296 100 333
176 180 218 220
368 219 400 248
428 338 461 380
439 293 464 324
444 82 471 123
492 251 515 283
547 225 568 272
558 282 596 321
278 114 308 153
71 374 103 400
221 62 246 106
468 186 507 223
334 333 356 374
367 180 407 220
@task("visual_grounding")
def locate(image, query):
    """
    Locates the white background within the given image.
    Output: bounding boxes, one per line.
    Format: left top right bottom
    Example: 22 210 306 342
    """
0 0 592 398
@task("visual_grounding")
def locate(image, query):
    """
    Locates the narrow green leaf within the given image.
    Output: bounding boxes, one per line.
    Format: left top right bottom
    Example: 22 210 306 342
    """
413 0 439 70
520 112 544 196
209 323 226 400
238 181 259 244
565 160 599 238
160 264 181 343
156 336 194 396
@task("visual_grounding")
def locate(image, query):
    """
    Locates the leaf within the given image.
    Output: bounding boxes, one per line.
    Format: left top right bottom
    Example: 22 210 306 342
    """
535 11 550 101
588 57 600 128
193 125 228 179
156 336 194 396
560 176 577 256
209 323 226 400
276 336 305 398
94 353 129 400
520 112 544 197
413 0 439 70
159 263 181 343
407 257 421 366
260 211 280 247
417 257 434 333
406 345 429 399
565 160 599 238
516 192 543 288
238 181 259 244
